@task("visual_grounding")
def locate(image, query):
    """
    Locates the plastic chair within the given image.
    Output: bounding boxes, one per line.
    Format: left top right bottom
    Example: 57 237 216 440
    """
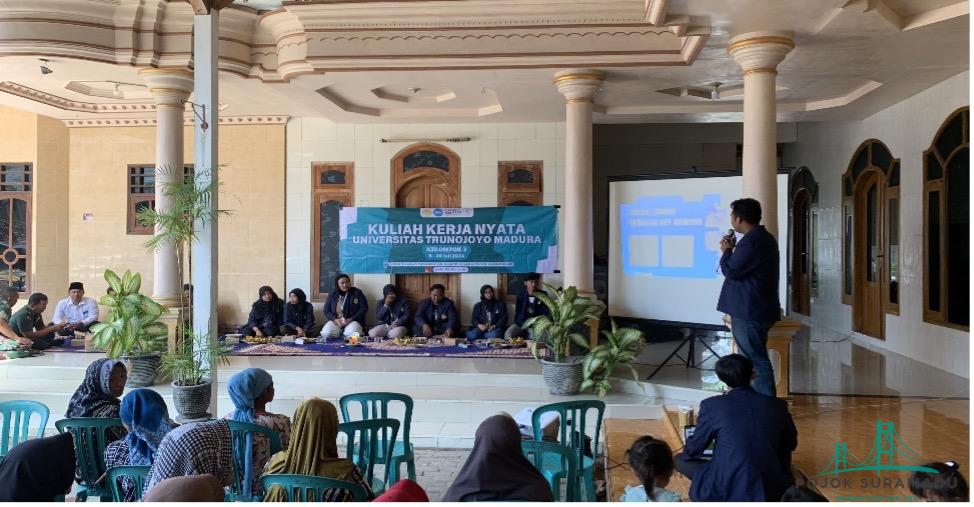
338 418 399 496
0 400 49 458
260 473 368 502
531 400 605 502
521 439 578 502
226 419 283 502
55 417 124 502
339 392 416 484
105 465 150 502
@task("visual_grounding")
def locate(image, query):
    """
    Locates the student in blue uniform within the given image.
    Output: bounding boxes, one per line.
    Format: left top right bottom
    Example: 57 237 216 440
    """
238 286 284 337
281 288 317 337
466 284 508 340
414 284 458 339
504 273 550 339
322 274 368 340
369 284 411 340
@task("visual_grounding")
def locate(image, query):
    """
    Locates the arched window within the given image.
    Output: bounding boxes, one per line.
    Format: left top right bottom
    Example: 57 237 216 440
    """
312 162 354 300
789 167 818 316
924 107 969 329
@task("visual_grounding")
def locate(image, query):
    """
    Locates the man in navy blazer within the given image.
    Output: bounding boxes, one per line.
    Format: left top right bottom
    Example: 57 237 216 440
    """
414 283 458 338
717 198 781 397
676 354 798 502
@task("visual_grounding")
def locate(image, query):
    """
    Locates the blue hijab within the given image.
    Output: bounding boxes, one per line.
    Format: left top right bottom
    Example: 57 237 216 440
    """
120 388 175 466
227 368 273 422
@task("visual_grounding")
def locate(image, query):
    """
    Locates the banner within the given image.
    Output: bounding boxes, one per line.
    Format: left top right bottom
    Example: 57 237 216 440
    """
339 207 558 274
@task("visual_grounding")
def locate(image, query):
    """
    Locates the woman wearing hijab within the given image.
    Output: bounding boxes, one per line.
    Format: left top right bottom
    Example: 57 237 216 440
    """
466 284 509 340
142 475 226 502
66 358 128 441
442 414 554 502
322 274 368 340
143 419 233 497
222 367 290 493
368 284 411 340
238 286 284 338
373 480 429 502
103 388 177 502
281 288 317 338
0 431 76 501
263 398 373 502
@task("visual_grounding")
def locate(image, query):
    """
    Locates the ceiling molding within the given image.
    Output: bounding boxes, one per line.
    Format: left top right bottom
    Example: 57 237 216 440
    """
316 84 503 119
0 81 159 113
62 115 289 128
839 0 968 31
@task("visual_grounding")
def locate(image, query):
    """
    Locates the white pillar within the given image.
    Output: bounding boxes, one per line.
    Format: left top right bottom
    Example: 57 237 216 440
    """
554 69 604 294
139 69 193 308
728 32 794 239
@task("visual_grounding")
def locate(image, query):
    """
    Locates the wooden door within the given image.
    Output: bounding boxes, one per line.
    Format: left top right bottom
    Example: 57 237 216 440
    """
854 172 884 338
791 190 811 315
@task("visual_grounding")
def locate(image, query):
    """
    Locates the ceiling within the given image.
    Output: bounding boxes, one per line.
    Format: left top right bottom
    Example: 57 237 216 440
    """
0 0 967 125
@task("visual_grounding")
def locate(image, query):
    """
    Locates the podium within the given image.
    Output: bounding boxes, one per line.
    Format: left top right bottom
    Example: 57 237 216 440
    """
729 316 799 398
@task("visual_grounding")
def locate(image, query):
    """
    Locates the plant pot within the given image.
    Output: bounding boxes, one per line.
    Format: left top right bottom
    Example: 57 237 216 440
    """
123 353 161 387
171 378 212 421
540 358 583 395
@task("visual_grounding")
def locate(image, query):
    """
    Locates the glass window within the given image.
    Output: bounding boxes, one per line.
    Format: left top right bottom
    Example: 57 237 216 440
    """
928 191 941 313
946 149 969 326
844 203 853 297
888 197 898 305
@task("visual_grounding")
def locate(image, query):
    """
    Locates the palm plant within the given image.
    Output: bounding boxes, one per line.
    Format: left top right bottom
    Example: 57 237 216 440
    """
90 269 168 358
160 329 232 386
524 283 605 363
581 319 646 397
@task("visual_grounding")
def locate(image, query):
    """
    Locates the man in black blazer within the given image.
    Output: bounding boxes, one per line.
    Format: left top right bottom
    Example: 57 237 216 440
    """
676 354 798 502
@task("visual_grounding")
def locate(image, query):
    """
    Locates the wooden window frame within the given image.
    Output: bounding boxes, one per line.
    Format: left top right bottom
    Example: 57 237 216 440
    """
0 163 32 295
497 161 543 301
311 162 354 302
127 164 193 235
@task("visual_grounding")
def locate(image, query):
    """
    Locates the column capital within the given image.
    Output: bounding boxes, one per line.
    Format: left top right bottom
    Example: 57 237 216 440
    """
553 68 605 103
727 31 794 74
139 68 193 107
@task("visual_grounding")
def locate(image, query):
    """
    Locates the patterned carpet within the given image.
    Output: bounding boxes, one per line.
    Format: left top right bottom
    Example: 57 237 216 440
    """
229 339 548 359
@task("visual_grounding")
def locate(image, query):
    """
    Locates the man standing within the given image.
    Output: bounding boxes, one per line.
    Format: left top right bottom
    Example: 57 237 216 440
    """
717 198 781 397
52 282 99 335
11 293 66 350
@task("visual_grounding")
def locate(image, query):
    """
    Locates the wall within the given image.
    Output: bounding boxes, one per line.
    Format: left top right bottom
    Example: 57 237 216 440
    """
782 70 970 378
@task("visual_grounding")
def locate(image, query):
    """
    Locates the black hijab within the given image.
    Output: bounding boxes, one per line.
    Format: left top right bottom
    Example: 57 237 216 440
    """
0 432 76 501
288 288 309 308
254 286 283 314
442 415 553 502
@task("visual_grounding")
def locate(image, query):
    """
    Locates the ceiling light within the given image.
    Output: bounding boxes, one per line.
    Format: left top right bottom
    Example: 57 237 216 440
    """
113 83 122 98
710 82 721 100
39 59 52 75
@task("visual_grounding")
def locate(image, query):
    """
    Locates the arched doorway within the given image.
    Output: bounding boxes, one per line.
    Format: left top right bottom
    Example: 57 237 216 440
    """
391 143 461 307
789 167 817 316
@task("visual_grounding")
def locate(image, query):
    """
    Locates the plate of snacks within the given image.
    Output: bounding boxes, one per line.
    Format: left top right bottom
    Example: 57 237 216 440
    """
242 336 273 344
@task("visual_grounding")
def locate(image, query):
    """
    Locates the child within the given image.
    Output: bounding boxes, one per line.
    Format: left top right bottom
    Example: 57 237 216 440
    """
910 461 969 502
620 435 681 502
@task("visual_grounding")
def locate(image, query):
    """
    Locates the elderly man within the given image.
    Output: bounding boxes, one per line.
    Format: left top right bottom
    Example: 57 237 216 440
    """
52 282 99 335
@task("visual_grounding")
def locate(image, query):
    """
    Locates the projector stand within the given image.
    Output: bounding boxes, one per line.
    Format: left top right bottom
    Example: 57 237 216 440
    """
646 328 723 381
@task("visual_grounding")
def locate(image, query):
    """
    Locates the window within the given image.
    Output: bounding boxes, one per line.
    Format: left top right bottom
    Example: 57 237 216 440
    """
924 107 969 329
497 161 543 300
312 162 354 301
127 165 193 235
0 163 31 294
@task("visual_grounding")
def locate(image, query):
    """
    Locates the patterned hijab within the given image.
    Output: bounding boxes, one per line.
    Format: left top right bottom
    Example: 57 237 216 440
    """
66 358 125 418
144 419 233 497
119 388 176 466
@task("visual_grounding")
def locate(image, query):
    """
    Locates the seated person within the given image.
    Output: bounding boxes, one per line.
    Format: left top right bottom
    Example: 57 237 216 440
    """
466 284 508 340
369 284 410 340
322 274 368 340
505 273 550 339
52 282 99 335
620 435 681 502
280 288 317 337
0 285 31 352
414 284 458 339
237 286 284 337
104 389 177 502
223 368 291 494
910 461 969 502
675 354 797 502
10 293 66 350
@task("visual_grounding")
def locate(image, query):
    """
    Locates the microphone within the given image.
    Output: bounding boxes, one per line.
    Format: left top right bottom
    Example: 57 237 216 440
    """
725 228 735 238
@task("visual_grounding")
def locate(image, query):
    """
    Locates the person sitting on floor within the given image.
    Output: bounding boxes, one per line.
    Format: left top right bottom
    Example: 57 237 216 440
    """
281 288 317 338
414 284 458 339
10 293 66 350
223 367 291 493
910 461 969 502
0 431 76 501
620 435 681 502
52 281 99 336
0 285 31 353
505 273 550 339
369 284 410 340
238 286 284 338
66 358 129 442
104 388 177 502
675 353 797 502
322 274 368 340
466 284 508 340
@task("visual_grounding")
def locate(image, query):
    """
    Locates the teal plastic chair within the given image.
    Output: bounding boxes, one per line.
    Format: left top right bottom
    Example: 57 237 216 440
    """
531 400 605 502
0 400 49 458
105 465 150 502
260 473 368 502
339 392 415 484
55 417 124 502
226 419 283 502
521 440 578 502
338 418 399 496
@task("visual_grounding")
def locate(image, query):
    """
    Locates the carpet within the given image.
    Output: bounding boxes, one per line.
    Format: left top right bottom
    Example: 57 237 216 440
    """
229 339 548 359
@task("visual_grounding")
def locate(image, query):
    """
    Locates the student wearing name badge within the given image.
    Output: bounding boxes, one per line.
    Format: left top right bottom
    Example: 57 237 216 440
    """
466 284 508 340
369 284 411 340
414 284 458 339
504 273 550 340
322 274 368 340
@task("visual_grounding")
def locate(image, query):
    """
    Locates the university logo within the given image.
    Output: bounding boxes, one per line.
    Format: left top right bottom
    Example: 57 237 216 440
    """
816 421 938 477
433 208 444 216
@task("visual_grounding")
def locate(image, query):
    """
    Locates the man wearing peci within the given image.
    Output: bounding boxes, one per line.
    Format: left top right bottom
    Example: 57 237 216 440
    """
717 198 781 398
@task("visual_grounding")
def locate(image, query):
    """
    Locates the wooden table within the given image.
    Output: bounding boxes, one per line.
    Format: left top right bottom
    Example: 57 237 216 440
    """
603 418 691 502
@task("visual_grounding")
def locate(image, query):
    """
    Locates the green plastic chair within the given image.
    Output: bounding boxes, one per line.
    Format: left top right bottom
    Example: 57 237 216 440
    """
521 439 578 502
531 400 605 502
105 465 150 502
260 473 368 502
338 418 399 496
226 419 283 502
55 417 125 502
339 392 416 484
0 400 49 458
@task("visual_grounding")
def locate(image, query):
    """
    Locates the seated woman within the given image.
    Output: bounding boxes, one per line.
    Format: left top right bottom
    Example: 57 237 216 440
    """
281 288 317 337
238 286 284 337
442 414 553 502
263 398 374 502
374 480 429 502
223 367 291 492
369 284 410 340
144 419 234 497
0 432 76 501
322 274 368 340
619 435 681 502
414 284 458 339
67 358 128 442
466 284 508 340
104 388 178 502
142 475 226 502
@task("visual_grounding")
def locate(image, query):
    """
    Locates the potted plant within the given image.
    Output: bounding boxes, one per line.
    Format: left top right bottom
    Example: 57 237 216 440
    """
90 269 168 387
525 284 605 395
160 329 232 421
580 319 646 397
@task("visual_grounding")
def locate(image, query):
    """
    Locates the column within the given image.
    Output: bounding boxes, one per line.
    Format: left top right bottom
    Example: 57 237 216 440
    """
139 68 193 307
728 31 794 239
554 69 604 294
